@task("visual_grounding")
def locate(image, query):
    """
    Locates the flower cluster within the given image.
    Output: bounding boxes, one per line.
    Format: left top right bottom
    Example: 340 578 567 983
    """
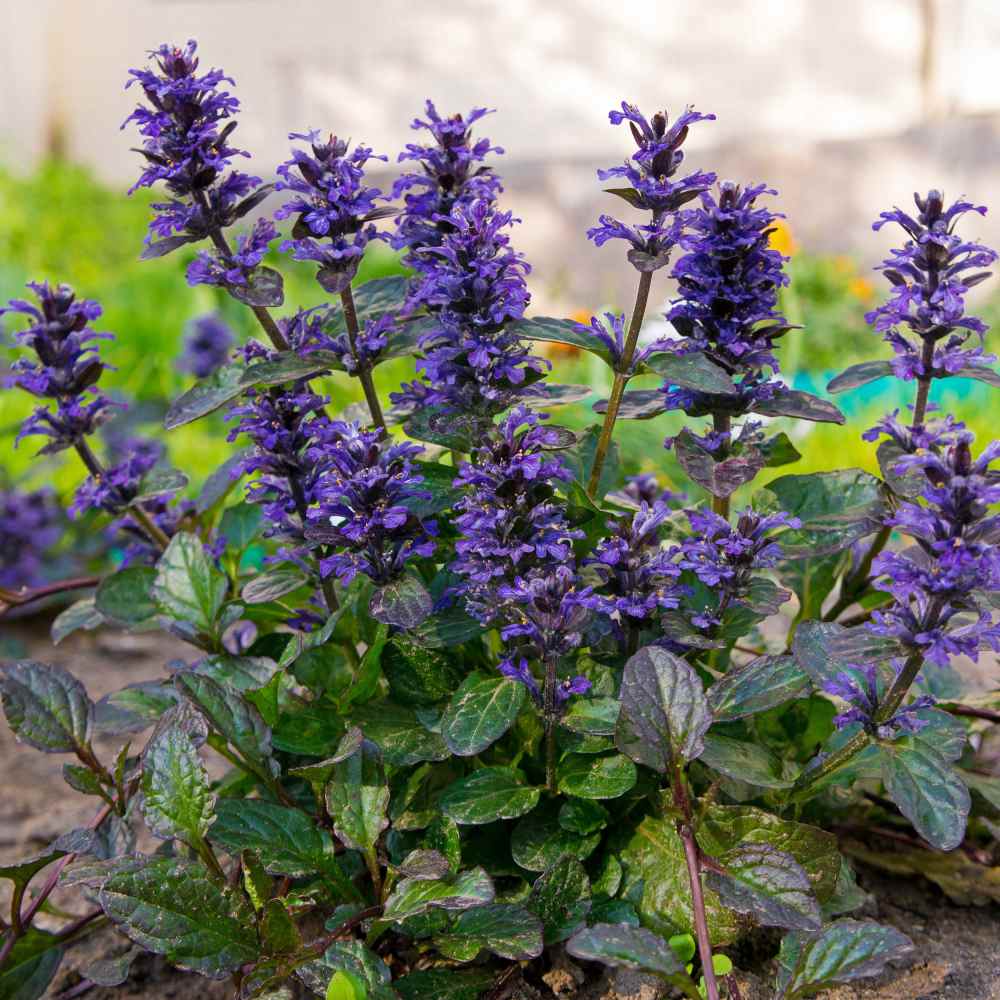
178 313 235 378
607 472 684 510
678 508 798 626
305 423 436 585
583 501 683 650
187 218 278 291
867 190 998 380
2 282 118 453
588 103 716 272
282 305 393 374
0 488 62 589
393 199 544 428
274 131 392 294
663 181 791 414
392 102 503 259
822 662 933 737
864 420 1000 667
124 40 272 285
71 437 168 518
578 312 668 375
453 408 590 697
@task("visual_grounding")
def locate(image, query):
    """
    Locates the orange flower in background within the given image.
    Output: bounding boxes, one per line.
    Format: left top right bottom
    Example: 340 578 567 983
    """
538 309 588 359
848 276 875 301
768 218 798 257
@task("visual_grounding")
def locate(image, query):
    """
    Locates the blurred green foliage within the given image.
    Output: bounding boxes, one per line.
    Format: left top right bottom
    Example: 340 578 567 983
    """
2 160 997 511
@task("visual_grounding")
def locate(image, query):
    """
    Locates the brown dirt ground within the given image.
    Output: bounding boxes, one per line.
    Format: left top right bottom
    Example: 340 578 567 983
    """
1 618 998 1000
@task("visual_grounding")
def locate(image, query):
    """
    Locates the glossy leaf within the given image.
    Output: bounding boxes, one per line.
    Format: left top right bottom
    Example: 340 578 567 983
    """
350 701 449 766
511 802 601 872
880 738 971 851
699 733 797 789
827 360 894 393
382 867 494 921
164 364 246 430
556 753 637 800
98 856 258 978
509 316 615 367
706 842 821 931
616 646 710 771
440 767 541 825
132 466 188 505
229 265 284 308
644 351 737 395
95 566 158 626
528 857 591 944
707 655 811 721
241 568 308 605
395 969 495 1000
440 674 526 757
753 388 845 424
674 427 764 498
140 725 215 843
51 598 104 645
775 919 913 998
152 532 227 633
0 660 92 753
0 928 63 1000
241 350 342 388
369 575 433 629
593 389 666 420
433 904 544 962
324 738 390 855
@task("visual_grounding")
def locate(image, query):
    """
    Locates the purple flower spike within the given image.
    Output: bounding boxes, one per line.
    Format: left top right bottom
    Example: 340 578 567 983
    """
589 103 716 272
178 313 235 378
499 655 541 704
0 489 62 589
274 130 391 293
867 190 998 381
71 438 167 518
283 306 392 374
822 662 933 738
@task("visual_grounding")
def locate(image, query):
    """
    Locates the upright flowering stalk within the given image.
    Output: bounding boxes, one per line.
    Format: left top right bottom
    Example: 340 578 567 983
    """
392 200 544 440
392 102 503 262
2 283 169 549
124 41 286 345
453 408 591 789
663 181 792 517
867 190 998 425
282 305 393 376
274 130 394 427
304 422 437 587
178 313 235 378
586 102 716 496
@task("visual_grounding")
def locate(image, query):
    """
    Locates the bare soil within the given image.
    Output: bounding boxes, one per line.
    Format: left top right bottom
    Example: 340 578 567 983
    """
1 619 997 1000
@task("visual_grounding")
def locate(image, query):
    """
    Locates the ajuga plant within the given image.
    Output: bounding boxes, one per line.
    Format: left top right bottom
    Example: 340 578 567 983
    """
3 42 1000 1000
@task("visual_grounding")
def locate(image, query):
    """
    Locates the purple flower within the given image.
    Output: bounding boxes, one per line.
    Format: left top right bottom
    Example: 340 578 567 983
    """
866 190 998 381
588 103 716 272
864 426 1000 667
71 438 168 518
2 282 119 454
577 312 670 374
123 41 266 251
606 472 684 510
274 131 391 293
661 181 791 416
499 655 541 703
282 305 392 374
822 662 933 738
178 313 235 378
0 488 62 589
582 501 684 650
392 199 545 429
305 422 436 586
187 218 277 290
392 101 504 258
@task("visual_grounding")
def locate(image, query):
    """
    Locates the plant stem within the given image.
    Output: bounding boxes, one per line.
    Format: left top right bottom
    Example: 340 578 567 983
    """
912 336 936 427
309 905 383 954
710 412 732 519
679 824 718 1000
339 285 386 431
586 271 653 497
0 576 100 615
543 657 559 794
945 703 1000 724
74 438 170 551
873 648 925 724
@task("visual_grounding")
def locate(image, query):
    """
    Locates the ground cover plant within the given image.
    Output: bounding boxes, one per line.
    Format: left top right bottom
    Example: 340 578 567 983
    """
2 39 1000 1000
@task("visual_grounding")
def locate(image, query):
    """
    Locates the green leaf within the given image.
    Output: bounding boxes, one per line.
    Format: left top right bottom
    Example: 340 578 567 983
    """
0 928 63 1000
761 431 802 468
152 532 227 634
755 470 887 558
877 439 926 499
699 733 797 789
98 856 258 978
509 316 615 366
350 702 449 766
705 842 821 931
434 904 544 961
792 622 902 686
774 919 913 999
326 970 368 1000
593 389 667 420
230 265 284 308
165 363 246 431
176 672 277 779
260 898 303 956
528 857 591 944
219 502 264 551
532 383 592 407
140 724 215 843
560 697 620 736
405 462 462 517
879 738 971 851
195 449 249 514
324 276 409 332
382 636 464 706
51 598 104 645
752 388 845 424
558 798 608 835
0 829 97 891
241 350 342 388
440 674 526 757
566 924 698 997
369 576 433 629
616 646 710 770
440 768 541 825
954 364 1000 387
556 753 637 800
242 568 308 605
511 802 601 872
674 427 764 498
95 565 158 626
382 867 494 921
707 655 811 721
395 969 495 1000
82 947 141 988
826 360 895 393
644 351 738 396
324 738 390 855
132 466 188 505
194 654 279 693
298 939 393 1000
96 681 177 735
209 799 351 890
0 660 92 753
